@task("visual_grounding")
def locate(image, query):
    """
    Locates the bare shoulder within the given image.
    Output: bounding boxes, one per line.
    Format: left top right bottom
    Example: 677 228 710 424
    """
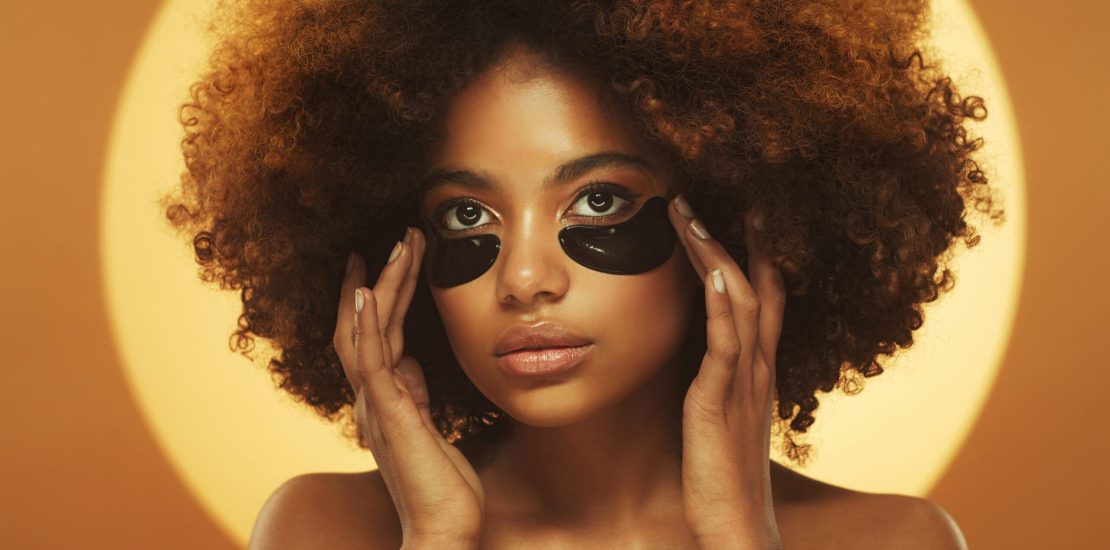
247 470 401 550
771 463 968 550
833 491 967 549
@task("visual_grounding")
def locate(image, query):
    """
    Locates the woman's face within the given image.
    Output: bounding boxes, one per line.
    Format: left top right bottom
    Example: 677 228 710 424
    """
418 47 698 428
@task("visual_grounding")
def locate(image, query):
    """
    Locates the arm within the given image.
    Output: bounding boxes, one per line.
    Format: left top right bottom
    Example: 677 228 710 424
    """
667 198 786 550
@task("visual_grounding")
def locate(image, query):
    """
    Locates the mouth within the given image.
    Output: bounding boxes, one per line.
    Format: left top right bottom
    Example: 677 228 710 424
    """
492 321 592 357
495 343 593 378
497 342 588 354
492 320 593 377
494 343 587 356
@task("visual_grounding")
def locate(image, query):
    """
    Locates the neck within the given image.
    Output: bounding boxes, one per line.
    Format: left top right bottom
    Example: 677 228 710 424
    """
479 361 687 528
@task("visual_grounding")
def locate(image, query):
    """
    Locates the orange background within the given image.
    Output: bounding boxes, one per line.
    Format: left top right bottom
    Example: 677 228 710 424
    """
2 1 1106 548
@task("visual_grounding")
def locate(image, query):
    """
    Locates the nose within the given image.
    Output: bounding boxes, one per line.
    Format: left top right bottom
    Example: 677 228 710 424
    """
494 212 570 307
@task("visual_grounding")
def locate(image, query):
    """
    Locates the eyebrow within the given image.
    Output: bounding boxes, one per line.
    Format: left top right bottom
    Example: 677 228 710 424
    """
418 151 654 194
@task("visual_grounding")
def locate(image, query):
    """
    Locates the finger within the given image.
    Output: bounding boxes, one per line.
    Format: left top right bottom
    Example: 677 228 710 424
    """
348 291 468 504
668 196 709 281
744 210 786 372
396 355 437 434
353 287 403 405
364 231 414 363
354 387 404 494
692 268 741 408
334 252 366 388
674 198 760 382
354 287 443 449
385 227 426 364
354 389 386 458
354 347 447 483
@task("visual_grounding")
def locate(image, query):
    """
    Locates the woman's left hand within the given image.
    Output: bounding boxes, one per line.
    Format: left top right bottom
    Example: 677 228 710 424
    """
668 194 786 550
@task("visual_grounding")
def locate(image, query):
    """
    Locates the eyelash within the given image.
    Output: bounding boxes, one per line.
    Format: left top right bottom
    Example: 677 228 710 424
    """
431 181 642 235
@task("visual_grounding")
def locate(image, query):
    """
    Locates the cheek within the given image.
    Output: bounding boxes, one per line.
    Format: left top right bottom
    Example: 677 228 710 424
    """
586 254 696 370
430 287 495 365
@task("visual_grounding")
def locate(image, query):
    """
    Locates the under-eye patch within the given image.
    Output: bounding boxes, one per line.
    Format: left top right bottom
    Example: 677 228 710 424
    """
421 196 676 288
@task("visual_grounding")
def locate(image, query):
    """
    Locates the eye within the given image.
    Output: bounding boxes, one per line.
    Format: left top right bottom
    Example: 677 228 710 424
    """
431 181 642 234
437 199 493 232
568 182 640 220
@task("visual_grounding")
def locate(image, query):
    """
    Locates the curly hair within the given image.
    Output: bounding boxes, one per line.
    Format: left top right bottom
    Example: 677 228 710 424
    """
160 0 1005 467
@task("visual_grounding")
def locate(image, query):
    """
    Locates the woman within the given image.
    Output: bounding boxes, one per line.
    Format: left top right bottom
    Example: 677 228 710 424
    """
162 0 1000 547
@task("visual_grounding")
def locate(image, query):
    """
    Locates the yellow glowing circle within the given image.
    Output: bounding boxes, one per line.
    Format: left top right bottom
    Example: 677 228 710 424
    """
101 0 1025 545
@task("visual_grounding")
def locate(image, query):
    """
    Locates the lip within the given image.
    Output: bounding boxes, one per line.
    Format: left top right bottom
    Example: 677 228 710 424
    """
495 344 593 378
493 321 593 357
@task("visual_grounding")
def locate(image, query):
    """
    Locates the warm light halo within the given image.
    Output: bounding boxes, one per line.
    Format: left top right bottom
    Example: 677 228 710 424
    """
99 0 1024 546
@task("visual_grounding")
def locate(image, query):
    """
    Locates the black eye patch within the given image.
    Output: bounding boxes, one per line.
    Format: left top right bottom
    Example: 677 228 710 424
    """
421 196 676 288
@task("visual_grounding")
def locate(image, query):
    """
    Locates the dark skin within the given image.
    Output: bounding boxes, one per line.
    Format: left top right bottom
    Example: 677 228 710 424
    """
247 46 968 550
250 463 965 549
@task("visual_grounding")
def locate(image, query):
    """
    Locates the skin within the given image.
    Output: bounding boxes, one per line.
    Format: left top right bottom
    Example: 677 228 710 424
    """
247 44 969 550
418 46 701 544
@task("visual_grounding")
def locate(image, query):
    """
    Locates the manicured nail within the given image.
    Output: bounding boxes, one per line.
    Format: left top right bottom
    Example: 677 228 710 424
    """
403 227 412 244
346 252 356 274
711 269 726 294
689 218 711 240
674 194 695 218
355 288 364 314
387 240 402 264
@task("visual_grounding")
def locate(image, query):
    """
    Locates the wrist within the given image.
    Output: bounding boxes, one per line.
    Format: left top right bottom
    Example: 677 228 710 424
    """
401 542 477 550
691 501 782 550
401 535 479 550
694 531 783 550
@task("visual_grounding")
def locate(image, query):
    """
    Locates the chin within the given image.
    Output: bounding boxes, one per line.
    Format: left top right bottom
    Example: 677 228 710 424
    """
464 343 678 430
458 359 597 429
494 383 600 428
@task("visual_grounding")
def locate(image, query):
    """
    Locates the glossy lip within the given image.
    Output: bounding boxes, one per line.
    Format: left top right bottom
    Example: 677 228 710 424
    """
493 321 593 357
495 344 593 378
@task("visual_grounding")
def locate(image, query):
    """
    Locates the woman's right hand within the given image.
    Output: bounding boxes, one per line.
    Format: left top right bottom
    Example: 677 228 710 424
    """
333 227 484 549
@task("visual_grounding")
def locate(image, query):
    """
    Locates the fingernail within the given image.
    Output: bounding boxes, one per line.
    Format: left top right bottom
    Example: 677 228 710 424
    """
753 212 765 231
354 288 364 313
674 194 695 218
346 252 356 274
689 218 711 240
387 240 402 264
403 227 413 244
711 269 726 294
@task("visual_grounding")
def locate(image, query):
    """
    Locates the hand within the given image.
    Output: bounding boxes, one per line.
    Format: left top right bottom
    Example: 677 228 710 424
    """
333 227 484 549
668 195 786 550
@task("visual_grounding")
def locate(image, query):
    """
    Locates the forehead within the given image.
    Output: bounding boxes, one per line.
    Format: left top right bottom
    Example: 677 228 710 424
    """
426 49 670 195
